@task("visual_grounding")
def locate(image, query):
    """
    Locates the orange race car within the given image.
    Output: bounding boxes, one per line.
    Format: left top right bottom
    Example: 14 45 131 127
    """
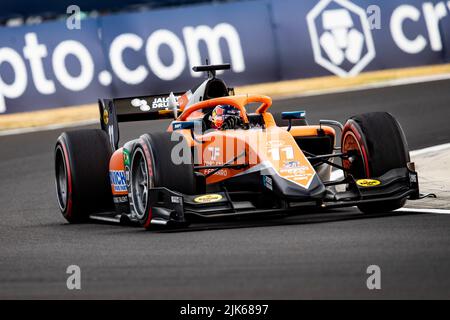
54 64 423 229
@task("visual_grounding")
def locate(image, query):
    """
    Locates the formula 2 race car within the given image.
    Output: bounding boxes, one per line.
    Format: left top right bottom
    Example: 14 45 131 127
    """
54 63 423 229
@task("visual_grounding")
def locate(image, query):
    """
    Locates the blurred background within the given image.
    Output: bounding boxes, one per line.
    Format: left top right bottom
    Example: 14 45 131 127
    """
0 1 215 26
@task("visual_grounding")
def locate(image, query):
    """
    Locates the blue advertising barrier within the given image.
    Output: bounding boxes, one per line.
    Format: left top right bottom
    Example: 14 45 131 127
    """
272 0 447 79
0 18 110 113
0 0 449 114
440 2 450 62
99 1 278 98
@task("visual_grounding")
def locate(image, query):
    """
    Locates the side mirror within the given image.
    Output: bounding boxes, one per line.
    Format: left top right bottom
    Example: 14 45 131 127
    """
281 111 306 120
281 111 306 131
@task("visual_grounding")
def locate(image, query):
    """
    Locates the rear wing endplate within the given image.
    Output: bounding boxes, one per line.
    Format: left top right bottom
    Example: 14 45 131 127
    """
98 92 185 150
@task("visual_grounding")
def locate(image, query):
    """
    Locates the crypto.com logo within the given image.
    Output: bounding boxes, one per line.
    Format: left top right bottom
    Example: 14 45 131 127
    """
307 0 376 77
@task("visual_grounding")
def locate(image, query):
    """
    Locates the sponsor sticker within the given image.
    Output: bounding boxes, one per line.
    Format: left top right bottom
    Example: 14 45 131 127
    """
109 170 127 192
283 160 300 168
356 179 381 187
151 96 173 109
131 99 151 111
103 109 109 125
194 194 223 203
263 175 273 191
113 196 128 204
130 95 181 112
171 196 182 204
123 149 130 166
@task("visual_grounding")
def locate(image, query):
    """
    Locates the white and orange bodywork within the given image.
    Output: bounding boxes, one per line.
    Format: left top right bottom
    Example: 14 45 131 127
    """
169 95 334 197
109 94 334 213
109 147 130 211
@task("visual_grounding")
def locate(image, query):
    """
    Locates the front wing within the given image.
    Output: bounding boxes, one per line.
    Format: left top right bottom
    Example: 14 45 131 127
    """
90 167 420 226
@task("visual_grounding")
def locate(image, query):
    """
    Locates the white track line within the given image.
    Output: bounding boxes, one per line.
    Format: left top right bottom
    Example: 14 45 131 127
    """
410 143 450 156
396 207 450 215
0 119 98 136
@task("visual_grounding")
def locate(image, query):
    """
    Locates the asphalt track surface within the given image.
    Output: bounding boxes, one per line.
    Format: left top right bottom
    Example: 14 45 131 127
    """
1 79 450 299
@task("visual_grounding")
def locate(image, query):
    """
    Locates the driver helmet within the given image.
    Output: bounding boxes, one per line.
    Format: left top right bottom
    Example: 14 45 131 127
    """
210 104 240 129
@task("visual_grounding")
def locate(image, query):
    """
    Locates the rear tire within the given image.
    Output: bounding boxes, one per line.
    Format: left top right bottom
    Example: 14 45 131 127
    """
341 112 410 213
55 129 113 223
130 132 195 229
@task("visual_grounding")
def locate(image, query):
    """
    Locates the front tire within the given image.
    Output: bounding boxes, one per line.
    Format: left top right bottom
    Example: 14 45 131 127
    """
341 112 410 213
130 132 195 229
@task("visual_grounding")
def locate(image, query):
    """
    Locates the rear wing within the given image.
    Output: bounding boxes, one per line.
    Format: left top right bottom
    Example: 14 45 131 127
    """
98 92 185 150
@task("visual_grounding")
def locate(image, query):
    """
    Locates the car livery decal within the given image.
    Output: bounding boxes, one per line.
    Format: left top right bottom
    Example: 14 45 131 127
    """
356 179 381 187
194 194 223 203
110 170 127 192
264 132 316 189
197 127 316 189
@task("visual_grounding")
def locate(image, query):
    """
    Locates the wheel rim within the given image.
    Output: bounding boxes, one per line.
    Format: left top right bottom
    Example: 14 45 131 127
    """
55 145 68 211
131 148 153 219
342 131 367 178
